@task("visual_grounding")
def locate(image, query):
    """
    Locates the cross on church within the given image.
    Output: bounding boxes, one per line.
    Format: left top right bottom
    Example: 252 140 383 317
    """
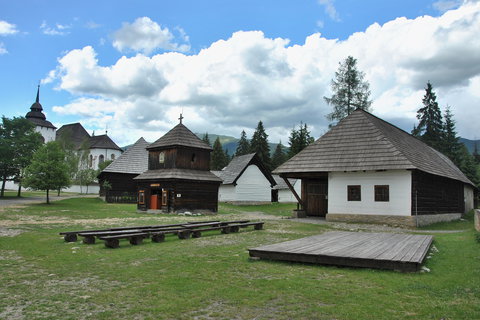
179 113 184 124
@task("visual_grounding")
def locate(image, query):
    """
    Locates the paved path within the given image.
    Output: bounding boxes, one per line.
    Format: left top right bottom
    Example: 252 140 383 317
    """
0 194 98 208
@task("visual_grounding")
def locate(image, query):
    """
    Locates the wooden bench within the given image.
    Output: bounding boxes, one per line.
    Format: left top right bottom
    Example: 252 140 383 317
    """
228 222 264 231
78 229 144 244
99 233 149 248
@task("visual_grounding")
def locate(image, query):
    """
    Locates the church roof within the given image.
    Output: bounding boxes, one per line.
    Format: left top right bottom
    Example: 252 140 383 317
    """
25 86 56 129
212 153 276 186
89 134 122 151
147 122 212 151
274 109 473 186
100 137 149 174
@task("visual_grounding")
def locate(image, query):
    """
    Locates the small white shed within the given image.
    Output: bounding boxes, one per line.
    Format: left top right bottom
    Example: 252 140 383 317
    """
212 153 276 204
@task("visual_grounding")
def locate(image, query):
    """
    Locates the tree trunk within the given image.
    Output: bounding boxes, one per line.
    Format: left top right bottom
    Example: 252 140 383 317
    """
0 175 6 197
17 180 22 197
57 188 60 196
46 189 50 204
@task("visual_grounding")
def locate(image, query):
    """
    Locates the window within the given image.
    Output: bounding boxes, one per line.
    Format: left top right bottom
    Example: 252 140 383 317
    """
191 153 196 163
99 154 104 164
375 185 389 202
138 190 145 204
89 155 93 168
159 151 165 164
347 185 361 201
111 154 115 160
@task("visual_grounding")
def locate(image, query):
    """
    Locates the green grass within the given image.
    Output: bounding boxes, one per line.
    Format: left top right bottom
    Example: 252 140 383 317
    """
219 202 296 217
1 198 479 319
1 189 81 199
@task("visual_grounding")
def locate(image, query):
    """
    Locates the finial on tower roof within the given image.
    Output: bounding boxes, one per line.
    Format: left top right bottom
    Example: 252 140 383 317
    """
179 113 184 124
36 84 40 103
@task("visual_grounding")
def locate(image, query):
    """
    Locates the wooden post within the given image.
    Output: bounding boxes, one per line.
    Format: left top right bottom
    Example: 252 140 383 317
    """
282 177 304 209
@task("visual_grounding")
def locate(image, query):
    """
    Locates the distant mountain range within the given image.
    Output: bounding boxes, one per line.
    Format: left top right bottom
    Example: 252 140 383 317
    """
122 134 479 156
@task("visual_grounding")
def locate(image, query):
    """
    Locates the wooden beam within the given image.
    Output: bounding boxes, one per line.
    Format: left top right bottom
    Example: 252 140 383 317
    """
282 176 305 208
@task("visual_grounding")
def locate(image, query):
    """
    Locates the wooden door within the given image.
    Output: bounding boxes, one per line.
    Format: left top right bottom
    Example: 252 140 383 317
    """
306 181 328 217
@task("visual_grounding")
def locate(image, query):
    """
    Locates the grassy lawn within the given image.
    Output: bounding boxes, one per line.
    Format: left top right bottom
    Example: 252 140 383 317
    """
1 190 81 199
0 198 479 319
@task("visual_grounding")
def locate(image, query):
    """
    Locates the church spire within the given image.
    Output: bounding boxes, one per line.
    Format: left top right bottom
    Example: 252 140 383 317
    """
35 84 40 104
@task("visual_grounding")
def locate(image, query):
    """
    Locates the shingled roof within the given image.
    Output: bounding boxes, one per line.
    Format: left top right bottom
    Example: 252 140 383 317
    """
134 168 222 182
56 123 90 149
212 153 276 186
25 86 56 129
89 134 122 151
100 137 149 174
147 123 212 151
274 109 473 186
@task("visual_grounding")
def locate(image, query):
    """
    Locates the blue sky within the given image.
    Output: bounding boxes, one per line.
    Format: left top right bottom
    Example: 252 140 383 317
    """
1 0 478 146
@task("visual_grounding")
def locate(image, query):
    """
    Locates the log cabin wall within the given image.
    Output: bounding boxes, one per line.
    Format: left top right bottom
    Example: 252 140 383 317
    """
148 147 210 170
99 172 139 194
174 181 219 212
411 170 464 215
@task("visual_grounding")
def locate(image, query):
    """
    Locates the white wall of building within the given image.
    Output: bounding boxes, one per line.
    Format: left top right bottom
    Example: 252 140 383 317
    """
464 184 475 213
328 170 412 216
218 165 272 202
36 126 56 142
3 180 99 194
278 180 302 203
88 148 122 170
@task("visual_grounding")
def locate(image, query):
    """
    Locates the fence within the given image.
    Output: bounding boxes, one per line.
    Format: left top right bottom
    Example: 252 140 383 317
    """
106 191 137 204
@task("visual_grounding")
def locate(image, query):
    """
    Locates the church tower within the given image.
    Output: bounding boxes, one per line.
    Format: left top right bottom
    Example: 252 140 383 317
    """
25 85 56 142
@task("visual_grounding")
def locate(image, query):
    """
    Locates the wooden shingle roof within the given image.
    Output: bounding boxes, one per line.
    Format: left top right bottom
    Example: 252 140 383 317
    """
212 153 276 186
147 123 212 151
100 137 149 174
56 123 90 149
89 134 122 151
274 109 473 186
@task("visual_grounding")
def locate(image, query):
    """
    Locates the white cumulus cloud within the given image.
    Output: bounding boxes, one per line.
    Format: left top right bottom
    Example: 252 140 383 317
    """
0 20 18 35
112 17 190 54
46 1 480 146
40 21 71 36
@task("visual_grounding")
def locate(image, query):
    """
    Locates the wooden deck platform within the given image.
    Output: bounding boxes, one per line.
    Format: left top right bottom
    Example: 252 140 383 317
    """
249 231 433 272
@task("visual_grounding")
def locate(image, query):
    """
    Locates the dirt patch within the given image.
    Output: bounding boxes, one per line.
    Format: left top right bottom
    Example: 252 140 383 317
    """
0 227 25 237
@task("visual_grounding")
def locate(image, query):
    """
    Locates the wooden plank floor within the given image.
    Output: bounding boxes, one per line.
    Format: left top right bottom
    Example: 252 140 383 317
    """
249 231 433 272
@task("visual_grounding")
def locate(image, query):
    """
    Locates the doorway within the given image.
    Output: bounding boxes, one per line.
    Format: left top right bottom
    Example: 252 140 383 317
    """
305 180 328 217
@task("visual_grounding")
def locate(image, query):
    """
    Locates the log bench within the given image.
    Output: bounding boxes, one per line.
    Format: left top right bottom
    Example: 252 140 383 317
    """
78 229 145 244
99 233 149 248
227 222 264 231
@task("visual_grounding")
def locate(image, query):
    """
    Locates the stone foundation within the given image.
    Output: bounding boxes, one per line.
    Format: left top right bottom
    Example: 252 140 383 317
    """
292 210 306 218
326 213 462 228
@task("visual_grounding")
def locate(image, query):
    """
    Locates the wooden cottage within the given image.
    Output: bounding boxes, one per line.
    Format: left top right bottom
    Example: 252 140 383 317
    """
212 153 276 203
97 137 149 202
273 109 476 227
134 117 222 213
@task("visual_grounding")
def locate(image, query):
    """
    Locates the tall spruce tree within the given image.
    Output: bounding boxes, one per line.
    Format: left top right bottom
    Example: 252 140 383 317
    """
211 137 228 170
324 56 372 125
250 121 271 170
412 81 443 150
271 141 287 170
288 122 314 158
441 106 462 165
235 130 250 156
202 132 211 147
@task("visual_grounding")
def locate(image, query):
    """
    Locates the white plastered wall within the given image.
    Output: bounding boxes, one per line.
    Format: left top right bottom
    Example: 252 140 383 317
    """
328 170 412 216
464 184 475 213
88 148 122 170
278 180 302 203
218 185 236 202
235 165 272 202
36 126 56 142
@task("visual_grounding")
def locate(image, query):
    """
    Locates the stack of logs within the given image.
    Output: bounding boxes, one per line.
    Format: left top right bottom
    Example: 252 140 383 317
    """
60 220 264 249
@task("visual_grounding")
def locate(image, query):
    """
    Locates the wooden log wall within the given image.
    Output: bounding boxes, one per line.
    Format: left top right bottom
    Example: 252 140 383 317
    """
411 170 464 215
148 147 210 171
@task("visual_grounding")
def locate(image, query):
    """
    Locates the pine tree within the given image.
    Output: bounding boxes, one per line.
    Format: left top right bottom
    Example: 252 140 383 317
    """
235 130 250 156
441 106 462 166
473 142 480 165
271 141 287 169
250 121 271 170
458 145 480 187
324 56 372 125
211 137 228 170
288 122 314 158
413 81 443 150
202 132 211 147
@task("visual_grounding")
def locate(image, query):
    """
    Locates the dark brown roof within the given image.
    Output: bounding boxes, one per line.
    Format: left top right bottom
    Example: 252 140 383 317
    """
212 153 276 186
25 86 56 129
274 109 473 186
89 134 122 151
101 137 149 174
56 123 90 149
147 123 212 151
134 168 222 182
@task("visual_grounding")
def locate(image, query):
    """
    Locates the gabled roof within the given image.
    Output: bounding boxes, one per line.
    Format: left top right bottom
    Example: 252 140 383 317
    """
25 86 56 129
100 137 149 174
134 168 222 182
213 153 276 186
56 123 90 149
274 109 473 186
147 123 212 151
272 174 298 190
89 134 122 151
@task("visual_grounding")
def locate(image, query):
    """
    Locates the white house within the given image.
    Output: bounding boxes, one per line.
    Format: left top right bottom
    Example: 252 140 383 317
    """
274 109 476 227
213 153 276 204
272 175 302 203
